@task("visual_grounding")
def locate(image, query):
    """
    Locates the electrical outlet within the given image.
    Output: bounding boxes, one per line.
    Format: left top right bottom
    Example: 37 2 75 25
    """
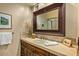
63 39 72 47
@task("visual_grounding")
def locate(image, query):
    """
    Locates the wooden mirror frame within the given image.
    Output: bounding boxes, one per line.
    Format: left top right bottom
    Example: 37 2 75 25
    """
33 3 65 36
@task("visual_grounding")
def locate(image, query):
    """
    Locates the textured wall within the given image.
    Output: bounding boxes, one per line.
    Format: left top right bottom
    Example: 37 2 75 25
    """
65 4 77 39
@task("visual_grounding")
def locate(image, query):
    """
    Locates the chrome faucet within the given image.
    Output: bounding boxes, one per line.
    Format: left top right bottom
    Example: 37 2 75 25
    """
40 36 45 40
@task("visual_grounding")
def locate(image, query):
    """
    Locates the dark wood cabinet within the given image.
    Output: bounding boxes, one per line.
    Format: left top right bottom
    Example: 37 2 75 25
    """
21 40 57 56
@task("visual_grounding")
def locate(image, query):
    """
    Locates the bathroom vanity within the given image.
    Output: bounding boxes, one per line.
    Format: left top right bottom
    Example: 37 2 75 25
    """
21 38 77 56
21 39 56 56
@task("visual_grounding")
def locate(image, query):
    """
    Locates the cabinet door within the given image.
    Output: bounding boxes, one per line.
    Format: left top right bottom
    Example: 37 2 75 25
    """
34 46 49 56
21 45 26 56
25 48 33 56
48 53 57 56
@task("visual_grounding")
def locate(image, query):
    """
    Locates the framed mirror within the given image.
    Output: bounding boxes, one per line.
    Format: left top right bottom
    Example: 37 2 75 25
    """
37 9 59 30
33 3 65 36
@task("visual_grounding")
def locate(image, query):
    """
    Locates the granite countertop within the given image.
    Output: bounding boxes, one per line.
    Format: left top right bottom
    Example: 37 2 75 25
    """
21 37 78 56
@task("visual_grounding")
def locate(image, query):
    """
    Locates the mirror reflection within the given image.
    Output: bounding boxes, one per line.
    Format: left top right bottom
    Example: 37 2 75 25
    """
37 9 59 30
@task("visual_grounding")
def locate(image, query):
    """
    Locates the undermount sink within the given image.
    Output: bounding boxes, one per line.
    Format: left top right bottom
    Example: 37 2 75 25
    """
34 38 59 46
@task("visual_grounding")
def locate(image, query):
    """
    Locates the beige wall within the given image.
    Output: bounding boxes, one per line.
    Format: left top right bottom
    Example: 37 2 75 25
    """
0 4 33 56
65 4 77 39
77 4 79 37
70 4 79 38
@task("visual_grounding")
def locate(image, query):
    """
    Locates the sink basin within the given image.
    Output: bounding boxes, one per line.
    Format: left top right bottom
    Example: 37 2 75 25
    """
34 38 59 46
